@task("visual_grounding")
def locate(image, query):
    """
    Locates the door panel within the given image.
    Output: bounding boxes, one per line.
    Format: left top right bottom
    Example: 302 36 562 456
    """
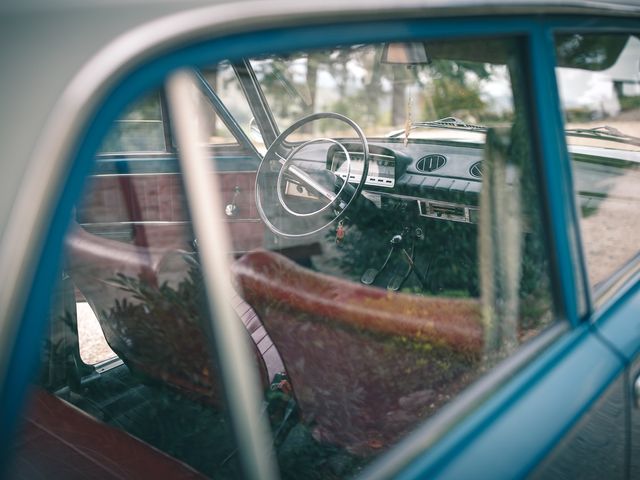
528 374 627 480
78 167 264 253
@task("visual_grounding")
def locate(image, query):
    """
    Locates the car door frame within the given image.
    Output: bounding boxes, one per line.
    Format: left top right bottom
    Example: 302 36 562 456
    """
2 3 640 478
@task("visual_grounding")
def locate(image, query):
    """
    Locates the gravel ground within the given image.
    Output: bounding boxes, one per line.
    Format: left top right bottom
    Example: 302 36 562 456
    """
568 118 640 286
579 168 640 287
77 302 115 365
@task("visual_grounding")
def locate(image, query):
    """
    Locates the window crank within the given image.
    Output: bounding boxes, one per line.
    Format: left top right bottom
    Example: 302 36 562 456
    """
225 185 241 217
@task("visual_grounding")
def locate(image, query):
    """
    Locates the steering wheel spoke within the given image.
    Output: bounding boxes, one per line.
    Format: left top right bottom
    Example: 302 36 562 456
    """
255 113 369 238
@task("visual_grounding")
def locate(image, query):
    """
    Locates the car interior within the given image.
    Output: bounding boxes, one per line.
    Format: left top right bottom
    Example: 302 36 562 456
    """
9 31 640 479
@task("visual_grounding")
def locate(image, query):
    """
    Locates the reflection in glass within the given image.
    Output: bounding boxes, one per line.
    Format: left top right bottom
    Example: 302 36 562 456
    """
556 33 640 291
19 36 557 480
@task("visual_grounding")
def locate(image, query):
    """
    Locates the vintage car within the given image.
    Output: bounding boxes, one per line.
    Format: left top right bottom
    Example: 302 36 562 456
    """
1 1 640 479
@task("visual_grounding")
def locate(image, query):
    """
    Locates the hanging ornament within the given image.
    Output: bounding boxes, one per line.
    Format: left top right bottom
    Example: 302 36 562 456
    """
336 220 346 244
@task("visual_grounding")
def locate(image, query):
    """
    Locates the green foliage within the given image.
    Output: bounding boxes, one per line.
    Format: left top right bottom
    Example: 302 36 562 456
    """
106 258 366 479
431 78 485 119
620 95 640 112
426 59 489 120
565 107 595 123
430 59 492 83
108 258 207 326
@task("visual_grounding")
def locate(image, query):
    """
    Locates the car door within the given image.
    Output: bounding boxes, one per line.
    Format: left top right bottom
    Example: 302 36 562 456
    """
384 25 640 480
79 67 265 255
2 5 640 480
542 28 640 480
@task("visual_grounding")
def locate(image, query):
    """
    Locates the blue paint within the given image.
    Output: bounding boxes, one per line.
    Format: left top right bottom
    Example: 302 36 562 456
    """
397 324 624 479
528 22 590 325
593 278 640 361
1 9 638 477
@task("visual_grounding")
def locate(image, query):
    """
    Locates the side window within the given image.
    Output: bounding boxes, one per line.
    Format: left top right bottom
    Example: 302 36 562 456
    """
194 63 245 146
555 33 640 295
22 36 555 480
31 87 245 478
100 90 167 153
201 61 256 144
242 36 555 473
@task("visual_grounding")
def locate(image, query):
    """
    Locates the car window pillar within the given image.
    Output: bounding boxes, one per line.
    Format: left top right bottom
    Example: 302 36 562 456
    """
527 22 591 324
166 69 278 480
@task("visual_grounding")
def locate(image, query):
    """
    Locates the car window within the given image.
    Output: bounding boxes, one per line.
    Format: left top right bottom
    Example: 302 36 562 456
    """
18 35 557 480
201 61 256 144
250 39 514 142
24 90 246 477
555 33 640 297
239 38 555 474
193 61 255 146
100 90 168 153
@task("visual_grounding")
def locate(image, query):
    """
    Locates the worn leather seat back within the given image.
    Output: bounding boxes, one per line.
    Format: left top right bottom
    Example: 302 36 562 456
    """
233 249 483 454
65 226 268 405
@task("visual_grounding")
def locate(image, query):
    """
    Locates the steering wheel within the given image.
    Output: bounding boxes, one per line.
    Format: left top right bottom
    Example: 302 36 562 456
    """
255 112 369 238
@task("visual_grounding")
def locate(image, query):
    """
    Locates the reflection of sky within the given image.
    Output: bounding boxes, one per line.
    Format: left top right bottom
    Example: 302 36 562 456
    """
479 67 513 115
557 69 620 115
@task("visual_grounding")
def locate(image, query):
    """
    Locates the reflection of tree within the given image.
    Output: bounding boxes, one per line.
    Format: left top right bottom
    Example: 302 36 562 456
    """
105 258 368 479
254 43 516 135
426 60 491 122
100 91 165 152
555 34 628 71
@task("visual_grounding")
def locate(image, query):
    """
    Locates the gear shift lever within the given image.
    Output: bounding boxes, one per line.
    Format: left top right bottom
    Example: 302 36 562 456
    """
360 233 406 286
360 235 398 285
386 233 413 291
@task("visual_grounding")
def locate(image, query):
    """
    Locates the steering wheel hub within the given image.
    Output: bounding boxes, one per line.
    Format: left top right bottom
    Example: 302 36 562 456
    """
255 112 369 238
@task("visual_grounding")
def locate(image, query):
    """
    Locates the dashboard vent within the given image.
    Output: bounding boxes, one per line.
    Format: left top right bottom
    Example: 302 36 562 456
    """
416 154 446 173
469 161 482 178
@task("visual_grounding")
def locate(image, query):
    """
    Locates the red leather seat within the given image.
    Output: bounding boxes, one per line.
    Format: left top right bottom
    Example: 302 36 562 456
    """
64 226 279 405
232 249 484 455
9 388 204 479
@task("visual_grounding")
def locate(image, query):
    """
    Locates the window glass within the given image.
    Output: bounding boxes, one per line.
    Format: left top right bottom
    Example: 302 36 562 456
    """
201 61 256 143
18 36 556 480
100 90 167 153
555 33 640 292
18 88 244 479
236 36 553 474
191 62 246 145
250 39 515 142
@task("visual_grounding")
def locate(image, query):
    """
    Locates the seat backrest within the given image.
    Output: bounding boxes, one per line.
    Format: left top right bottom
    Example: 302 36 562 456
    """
232 249 483 455
65 226 268 405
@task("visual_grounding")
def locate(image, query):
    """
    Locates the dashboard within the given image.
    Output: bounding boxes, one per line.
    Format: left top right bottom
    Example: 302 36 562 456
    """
324 139 483 225
275 136 486 291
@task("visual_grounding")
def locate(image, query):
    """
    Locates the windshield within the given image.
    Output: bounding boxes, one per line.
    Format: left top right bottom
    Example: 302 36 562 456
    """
249 39 515 142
